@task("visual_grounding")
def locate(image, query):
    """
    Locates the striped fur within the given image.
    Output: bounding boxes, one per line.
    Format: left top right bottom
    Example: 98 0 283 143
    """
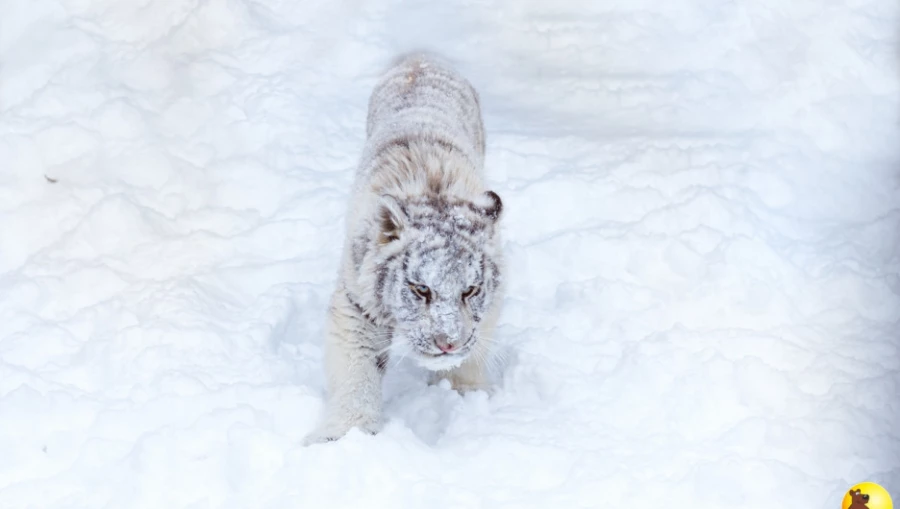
304 54 503 444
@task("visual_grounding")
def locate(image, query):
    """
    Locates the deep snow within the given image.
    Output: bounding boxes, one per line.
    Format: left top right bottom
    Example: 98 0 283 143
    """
1 0 899 508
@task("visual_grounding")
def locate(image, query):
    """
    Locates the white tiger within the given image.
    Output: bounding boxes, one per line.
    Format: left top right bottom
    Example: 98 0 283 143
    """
304 54 504 444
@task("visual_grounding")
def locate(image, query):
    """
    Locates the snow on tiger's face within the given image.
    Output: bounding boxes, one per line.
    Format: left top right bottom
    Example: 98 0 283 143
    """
373 192 502 371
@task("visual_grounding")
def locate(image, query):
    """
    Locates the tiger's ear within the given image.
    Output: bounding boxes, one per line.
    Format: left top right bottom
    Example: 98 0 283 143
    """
377 194 407 244
476 190 502 223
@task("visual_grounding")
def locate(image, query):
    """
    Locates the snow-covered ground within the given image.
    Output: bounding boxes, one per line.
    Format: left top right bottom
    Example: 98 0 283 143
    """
1 0 898 507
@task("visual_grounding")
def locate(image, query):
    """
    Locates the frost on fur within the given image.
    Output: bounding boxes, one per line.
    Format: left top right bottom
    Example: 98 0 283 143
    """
305 54 504 444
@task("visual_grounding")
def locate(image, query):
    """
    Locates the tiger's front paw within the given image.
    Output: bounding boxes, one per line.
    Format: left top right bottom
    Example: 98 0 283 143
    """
302 415 381 446
428 370 493 395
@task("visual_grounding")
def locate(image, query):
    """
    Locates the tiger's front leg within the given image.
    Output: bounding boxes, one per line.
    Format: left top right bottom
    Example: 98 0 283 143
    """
303 292 385 445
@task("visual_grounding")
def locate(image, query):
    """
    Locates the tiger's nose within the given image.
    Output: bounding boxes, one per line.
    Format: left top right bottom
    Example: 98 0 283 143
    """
434 333 457 353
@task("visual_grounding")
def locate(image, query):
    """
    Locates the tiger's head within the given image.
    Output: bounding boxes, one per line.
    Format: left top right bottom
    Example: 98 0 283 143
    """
366 190 503 371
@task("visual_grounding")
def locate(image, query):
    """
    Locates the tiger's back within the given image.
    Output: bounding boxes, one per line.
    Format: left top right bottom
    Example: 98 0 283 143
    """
361 54 486 180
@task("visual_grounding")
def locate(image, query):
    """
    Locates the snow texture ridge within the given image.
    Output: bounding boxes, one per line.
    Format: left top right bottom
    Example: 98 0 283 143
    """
1 0 898 508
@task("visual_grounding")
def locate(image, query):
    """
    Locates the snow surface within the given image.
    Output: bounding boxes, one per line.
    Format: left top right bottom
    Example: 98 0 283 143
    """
1 0 899 507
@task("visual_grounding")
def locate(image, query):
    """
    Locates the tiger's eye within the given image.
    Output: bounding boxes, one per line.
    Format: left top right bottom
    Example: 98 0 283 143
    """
461 285 479 300
409 283 431 300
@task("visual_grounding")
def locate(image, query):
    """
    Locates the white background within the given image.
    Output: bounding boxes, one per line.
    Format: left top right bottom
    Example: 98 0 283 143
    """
1 0 898 507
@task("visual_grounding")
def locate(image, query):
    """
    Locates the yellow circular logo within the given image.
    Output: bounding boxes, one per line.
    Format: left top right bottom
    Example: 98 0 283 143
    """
842 482 893 509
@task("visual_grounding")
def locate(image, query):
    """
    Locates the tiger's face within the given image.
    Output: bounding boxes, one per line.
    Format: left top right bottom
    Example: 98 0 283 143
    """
370 192 502 371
